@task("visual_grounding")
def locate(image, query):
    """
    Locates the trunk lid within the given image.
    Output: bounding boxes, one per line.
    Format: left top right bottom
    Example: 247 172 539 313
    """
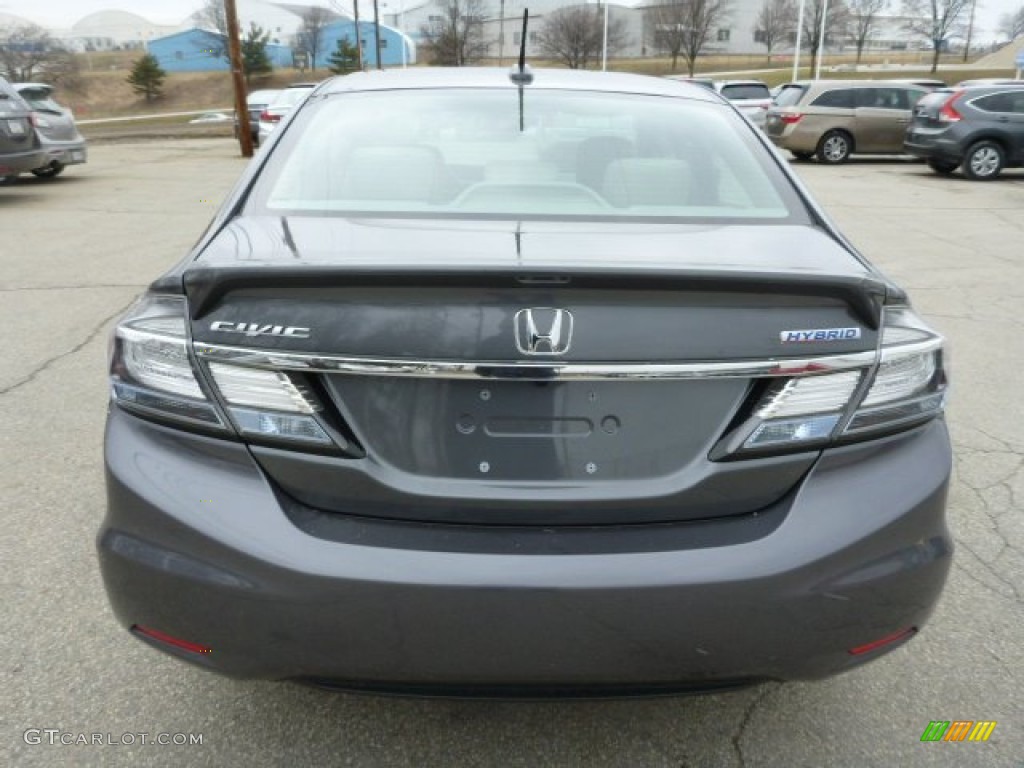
185 217 884 525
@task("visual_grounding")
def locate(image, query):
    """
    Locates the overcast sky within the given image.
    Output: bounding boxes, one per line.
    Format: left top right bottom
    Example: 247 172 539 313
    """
0 0 1019 43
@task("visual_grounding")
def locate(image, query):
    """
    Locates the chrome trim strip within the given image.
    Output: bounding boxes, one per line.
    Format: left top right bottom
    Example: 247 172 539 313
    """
193 343 878 381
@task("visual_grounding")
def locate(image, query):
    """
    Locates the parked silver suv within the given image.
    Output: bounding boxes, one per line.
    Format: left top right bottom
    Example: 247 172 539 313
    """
0 76 45 183
14 83 87 178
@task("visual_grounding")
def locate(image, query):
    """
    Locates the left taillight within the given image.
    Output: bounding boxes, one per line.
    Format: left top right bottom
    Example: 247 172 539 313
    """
110 295 339 448
109 295 228 429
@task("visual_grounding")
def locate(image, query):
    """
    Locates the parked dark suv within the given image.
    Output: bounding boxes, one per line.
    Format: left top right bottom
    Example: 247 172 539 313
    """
99 68 952 696
904 85 1024 180
0 76 45 183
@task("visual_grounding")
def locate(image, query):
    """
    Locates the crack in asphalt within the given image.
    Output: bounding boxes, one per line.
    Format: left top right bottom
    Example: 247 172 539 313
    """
0 301 134 397
731 684 777 768
949 428 1024 603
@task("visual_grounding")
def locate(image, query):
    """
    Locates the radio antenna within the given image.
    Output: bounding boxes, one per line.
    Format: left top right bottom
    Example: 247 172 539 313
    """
509 9 532 85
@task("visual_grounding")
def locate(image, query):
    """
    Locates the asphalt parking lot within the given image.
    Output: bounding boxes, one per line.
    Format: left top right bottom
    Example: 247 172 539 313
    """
1 140 1022 767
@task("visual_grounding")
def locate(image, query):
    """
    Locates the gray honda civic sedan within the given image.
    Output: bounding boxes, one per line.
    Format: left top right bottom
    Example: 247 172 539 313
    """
99 68 952 696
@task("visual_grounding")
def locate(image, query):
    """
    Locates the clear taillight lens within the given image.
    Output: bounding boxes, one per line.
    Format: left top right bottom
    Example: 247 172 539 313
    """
844 307 947 436
110 296 225 428
733 306 947 455
207 363 331 444
110 296 335 447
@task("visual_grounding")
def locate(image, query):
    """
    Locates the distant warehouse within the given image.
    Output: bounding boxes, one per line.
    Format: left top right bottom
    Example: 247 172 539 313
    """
146 22 414 73
147 28 294 72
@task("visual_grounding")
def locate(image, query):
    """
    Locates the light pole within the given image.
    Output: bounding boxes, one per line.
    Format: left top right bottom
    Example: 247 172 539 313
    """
602 1 609 71
498 0 505 66
814 0 828 80
963 0 977 63
792 0 806 82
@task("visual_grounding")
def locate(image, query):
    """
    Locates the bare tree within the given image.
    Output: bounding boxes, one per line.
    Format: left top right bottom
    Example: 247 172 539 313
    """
902 0 972 72
0 24 77 83
1000 4 1024 40
754 0 796 61
420 0 489 66
298 7 332 72
646 0 731 77
800 0 850 76
848 0 887 63
193 0 230 63
539 5 629 69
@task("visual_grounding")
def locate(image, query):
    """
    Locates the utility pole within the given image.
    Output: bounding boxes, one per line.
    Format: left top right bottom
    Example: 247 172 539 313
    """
224 0 252 158
373 0 382 69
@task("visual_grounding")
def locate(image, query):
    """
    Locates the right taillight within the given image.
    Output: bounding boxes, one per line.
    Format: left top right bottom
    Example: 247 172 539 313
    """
780 112 803 125
938 91 965 122
721 306 947 457
842 307 947 436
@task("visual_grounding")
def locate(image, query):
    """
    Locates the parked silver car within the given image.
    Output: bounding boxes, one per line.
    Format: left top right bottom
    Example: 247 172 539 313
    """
14 83 87 178
257 83 316 144
714 80 773 128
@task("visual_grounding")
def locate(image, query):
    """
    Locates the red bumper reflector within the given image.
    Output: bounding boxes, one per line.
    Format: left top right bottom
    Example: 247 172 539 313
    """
132 625 213 655
848 627 917 655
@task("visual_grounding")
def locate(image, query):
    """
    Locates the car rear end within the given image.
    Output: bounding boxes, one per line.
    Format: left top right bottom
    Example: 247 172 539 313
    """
906 85 1024 178
14 83 87 177
98 70 952 694
0 77 45 180
258 85 315 143
237 89 280 144
904 89 964 164
764 83 816 151
716 81 772 129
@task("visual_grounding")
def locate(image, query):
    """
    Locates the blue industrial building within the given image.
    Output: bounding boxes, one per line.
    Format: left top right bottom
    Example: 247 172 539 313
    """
316 20 415 68
147 28 294 72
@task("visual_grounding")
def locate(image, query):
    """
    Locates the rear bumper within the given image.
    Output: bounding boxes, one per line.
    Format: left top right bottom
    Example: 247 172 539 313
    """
903 137 961 163
98 408 953 693
767 129 817 154
37 135 87 167
0 147 47 175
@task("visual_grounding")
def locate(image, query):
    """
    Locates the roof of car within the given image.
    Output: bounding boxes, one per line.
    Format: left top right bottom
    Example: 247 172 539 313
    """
783 79 934 89
714 80 769 87
317 67 720 102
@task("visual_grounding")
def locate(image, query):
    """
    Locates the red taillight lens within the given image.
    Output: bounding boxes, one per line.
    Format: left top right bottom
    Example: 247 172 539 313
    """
132 625 213 655
260 110 281 123
780 113 803 125
938 92 964 122
848 627 917 655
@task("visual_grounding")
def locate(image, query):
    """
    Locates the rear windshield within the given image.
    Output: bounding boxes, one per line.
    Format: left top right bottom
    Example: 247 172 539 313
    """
773 85 807 107
250 89 804 223
720 84 770 101
272 88 314 108
16 88 61 113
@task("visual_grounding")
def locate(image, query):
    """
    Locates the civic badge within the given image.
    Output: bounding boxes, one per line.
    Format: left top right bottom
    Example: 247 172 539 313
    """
514 308 573 356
